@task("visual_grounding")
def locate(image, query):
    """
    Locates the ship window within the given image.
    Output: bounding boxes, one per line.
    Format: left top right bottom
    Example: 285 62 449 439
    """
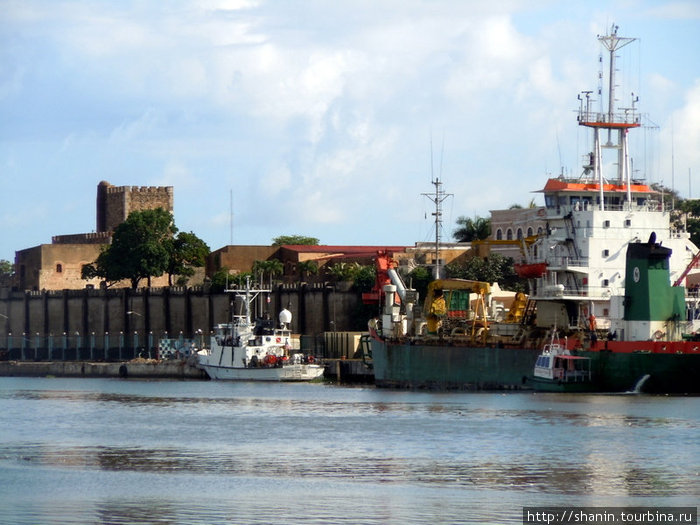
624 219 631 227
602 279 609 286
603 220 610 228
602 249 609 257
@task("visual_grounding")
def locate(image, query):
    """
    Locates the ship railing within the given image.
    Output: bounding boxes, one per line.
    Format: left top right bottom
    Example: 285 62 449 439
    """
546 256 590 269
535 287 613 300
577 109 641 127
547 201 665 217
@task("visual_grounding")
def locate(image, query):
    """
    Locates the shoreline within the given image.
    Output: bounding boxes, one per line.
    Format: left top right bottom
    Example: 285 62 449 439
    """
0 358 374 383
0 359 208 380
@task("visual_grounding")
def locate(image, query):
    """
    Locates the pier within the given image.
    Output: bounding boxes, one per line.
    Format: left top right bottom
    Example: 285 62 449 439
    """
0 357 374 383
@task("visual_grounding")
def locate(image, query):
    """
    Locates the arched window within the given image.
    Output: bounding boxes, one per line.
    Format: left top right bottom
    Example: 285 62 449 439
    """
56 263 63 273
496 229 503 240
527 227 533 237
506 229 513 240
516 228 523 239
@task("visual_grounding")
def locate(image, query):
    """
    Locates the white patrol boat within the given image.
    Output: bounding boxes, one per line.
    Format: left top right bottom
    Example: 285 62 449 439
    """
196 280 325 381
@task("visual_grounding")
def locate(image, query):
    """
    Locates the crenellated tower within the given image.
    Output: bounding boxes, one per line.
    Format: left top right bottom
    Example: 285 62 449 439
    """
96 181 174 233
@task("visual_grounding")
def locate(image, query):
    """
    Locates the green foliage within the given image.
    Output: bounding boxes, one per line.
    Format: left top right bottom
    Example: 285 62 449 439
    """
677 199 700 247
325 262 375 291
166 231 210 285
0 259 13 277
209 268 253 292
326 262 356 281
351 265 376 293
406 266 432 302
81 208 176 289
297 260 319 279
453 216 491 242
445 253 525 292
252 259 284 281
272 235 320 246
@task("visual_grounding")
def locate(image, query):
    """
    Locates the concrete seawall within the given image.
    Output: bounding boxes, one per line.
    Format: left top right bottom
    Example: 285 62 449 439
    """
0 359 208 379
0 358 374 383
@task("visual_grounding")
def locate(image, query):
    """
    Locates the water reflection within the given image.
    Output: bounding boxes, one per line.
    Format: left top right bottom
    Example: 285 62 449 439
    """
1 379 698 525
0 442 693 497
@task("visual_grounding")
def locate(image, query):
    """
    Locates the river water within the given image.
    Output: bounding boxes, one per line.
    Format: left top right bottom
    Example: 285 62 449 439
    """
0 377 697 524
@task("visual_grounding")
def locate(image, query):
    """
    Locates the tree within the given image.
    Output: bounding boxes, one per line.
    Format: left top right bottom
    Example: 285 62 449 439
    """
0 260 12 276
445 253 525 292
272 235 320 246
0 259 13 286
453 216 491 242
82 208 176 289
297 260 319 280
252 259 284 282
166 232 210 286
351 264 376 293
325 262 355 281
677 199 700 247
406 266 432 303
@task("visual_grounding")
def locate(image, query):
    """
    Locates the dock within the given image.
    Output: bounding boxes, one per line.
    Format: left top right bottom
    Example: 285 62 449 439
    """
0 358 374 383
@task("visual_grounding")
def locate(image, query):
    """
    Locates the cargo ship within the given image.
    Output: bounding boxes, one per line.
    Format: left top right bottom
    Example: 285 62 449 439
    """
365 25 700 393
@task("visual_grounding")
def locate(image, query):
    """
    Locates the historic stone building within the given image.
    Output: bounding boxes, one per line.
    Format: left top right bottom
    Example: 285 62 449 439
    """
486 206 547 261
15 182 174 291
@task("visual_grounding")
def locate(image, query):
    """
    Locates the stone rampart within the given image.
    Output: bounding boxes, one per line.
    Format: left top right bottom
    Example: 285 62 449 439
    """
0 284 368 354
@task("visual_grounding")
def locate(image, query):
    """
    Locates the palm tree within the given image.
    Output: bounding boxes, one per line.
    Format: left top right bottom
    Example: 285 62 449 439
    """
453 216 491 242
252 259 284 282
297 260 319 281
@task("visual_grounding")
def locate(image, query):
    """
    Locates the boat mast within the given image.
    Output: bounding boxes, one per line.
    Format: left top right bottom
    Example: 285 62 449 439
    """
423 178 452 278
578 24 639 211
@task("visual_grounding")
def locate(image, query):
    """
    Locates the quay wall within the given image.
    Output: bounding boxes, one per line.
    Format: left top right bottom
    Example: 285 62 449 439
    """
0 284 370 356
0 359 207 379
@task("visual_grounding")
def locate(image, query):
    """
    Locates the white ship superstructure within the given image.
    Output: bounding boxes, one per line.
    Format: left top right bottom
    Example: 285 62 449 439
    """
527 25 698 331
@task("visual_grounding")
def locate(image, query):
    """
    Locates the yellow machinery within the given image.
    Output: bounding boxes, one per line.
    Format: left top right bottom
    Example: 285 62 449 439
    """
423 279 491 342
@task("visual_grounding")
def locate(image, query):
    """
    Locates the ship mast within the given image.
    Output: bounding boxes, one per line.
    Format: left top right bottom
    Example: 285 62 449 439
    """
578 24 640 211
423 178 452 278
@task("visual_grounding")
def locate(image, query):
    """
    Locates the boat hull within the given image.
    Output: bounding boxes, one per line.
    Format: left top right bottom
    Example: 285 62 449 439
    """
529 376 595 393
580 349 700 394
371 339 700 393
370 338 538 390
200 363 325 381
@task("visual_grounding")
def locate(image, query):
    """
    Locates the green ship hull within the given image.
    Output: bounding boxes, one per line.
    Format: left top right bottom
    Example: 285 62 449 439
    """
370 339 539 390
580 349 700 393
370 339 700 393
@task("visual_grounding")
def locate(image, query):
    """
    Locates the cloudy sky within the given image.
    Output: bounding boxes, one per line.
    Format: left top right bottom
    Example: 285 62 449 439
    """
1 0 699 262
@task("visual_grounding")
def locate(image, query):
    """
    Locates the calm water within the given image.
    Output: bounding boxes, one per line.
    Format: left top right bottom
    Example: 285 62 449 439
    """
0 377 697 524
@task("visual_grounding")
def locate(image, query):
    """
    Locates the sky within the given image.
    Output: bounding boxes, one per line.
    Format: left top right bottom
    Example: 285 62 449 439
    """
1 0 699 262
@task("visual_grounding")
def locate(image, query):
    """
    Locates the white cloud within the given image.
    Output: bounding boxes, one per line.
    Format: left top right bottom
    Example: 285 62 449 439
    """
673 80 700 175
1 0 698 260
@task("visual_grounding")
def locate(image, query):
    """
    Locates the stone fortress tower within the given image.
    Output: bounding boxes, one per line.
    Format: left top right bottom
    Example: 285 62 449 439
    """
96 180 174 233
